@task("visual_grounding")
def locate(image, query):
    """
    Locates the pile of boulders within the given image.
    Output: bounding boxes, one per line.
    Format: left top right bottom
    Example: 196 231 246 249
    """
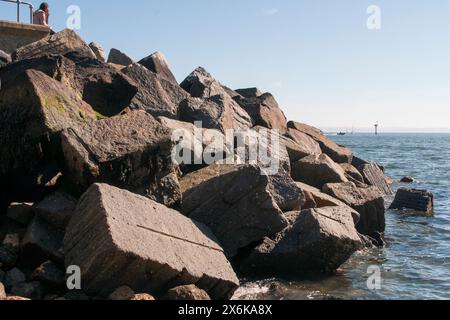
0 29 394 300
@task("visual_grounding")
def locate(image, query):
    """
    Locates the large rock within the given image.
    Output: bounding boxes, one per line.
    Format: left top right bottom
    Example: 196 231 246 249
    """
122 63 189 118
12 29 96 61
241 207 362 276
284 128 322 162
179 94 253 133
288 122 353 163
340 163 365 184
359 163 393 195
61 110 180 207
138 52 178 84
180 164 290 257
0 52 138 117
233 93 288 134
180 67 234 99
295 182 360 225
291 154 348 189
0 70 96 200
107 48 134 66
390 188 434 216
64 183 239 299
323 182 386 236
88 42 105 62
235 87 262 98
34 192 77 230
0 50 11 68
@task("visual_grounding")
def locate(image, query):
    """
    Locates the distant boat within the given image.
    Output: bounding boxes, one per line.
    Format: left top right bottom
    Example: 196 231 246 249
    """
337 132 346 136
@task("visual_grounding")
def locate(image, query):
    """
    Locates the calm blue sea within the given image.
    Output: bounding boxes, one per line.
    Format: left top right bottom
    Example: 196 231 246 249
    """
234 133 450 300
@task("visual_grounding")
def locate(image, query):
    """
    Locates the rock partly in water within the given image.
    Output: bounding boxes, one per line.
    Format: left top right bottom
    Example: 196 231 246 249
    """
88 42 106 62
138 51 178 84
166 285 211 301
12 29 96 61
400 176 415 183
61 110 181 207
291 154 348 189
241 207 362 276
34 192 77 230
122 63 189 118
323 182 386 238
390 188 434 216
64 183 239 299
179 94 253 134
107 48 134 66
180 164 290 257
233 93 288 134
288 122 353 164
359 163 393 196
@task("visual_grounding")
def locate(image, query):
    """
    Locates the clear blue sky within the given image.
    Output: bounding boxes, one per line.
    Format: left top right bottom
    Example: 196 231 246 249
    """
2 0 450 132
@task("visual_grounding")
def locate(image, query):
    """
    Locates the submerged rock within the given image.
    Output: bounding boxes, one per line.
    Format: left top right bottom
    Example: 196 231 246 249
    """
390 188 434 216
241 207 362 276
64 183 239 299
61 110 180 207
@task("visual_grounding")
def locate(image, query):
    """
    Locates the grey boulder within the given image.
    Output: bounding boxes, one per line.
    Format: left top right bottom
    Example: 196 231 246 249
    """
138 51 178 84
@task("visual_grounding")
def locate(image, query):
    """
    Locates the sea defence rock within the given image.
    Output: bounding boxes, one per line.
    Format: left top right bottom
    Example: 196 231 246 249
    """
323 182 386 237
179 94 253 133
0 70 96 198
139 51 178 84
241 207 362 276
340 163 365 184
295 182 360 224
60 110 180 207
0 52 138 117
291 154 349 189
233 93 288 134
34 192 77 230
122 63 189 118
166 285 211 300
235 87 262 98
180 67 233 99
359 163 393 196
180 164 291 257
288 122 353 164
390 188 434 216
284 128 322 162
12 29 96 61
64 183 239 299
107 48 134 66
88 42 106 62
0 50 11 67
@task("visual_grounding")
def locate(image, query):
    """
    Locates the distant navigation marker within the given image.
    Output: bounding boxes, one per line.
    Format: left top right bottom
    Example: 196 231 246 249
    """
374 122 379 136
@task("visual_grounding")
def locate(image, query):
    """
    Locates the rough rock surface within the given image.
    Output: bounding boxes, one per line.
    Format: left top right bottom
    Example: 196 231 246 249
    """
284 128 322 162
61 110 180 207
64 183 239 299
122 63 189 118
340 163 365 184
291 154 348 189
12 29 96 61
0 50 11 67
107 48 134 66
180 67 234 99
323 182 386 236
288 122 353 164
0 53 138 117
108 286 135 301
180 164 289 257
241 207 362 276
34 192 77 230
233 93 288 134
138 51 178 84
88 42 106 62
179 94 253 133
359 163 393 195
0 70 96 200
0 282 6 300
166 285 211 300
235 87 262 98
390 188 434 216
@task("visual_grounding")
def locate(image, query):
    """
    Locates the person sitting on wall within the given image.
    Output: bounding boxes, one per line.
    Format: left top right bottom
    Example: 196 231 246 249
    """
33 2 50 26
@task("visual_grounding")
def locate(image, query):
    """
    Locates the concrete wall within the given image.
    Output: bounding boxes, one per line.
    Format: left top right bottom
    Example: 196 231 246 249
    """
0 20 50 54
